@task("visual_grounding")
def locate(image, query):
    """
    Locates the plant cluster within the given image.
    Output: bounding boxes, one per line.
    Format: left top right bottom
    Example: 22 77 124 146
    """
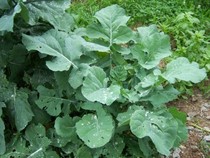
70 0 210 76
0 1 207 157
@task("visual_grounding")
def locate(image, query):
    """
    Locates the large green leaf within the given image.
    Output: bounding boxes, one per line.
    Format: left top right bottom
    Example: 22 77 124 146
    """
110 65 127 82
81 66 121 105
0 0 10 9
141 85 180 106
24 0 74 31
76 146 92 158
22 30 80 71
54 71 72 96
69 64 90 89
140 69 161 88
102 135 125 158
0 3 22 32
130 109 178 156
35 85 70 116
87 5 133 46
54 115 76 138
25 124 51 157
22 30 108 71
117 105 142 126
76 103 114 148
162 57 206 83
9 91 34 131
132 25 171 69
1 136 28 158
0 72 34 132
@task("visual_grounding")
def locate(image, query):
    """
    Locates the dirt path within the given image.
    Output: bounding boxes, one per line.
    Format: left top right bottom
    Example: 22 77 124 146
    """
169 90 210 158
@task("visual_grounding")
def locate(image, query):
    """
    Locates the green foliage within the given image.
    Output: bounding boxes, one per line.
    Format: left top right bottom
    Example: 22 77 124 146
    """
0 2 207 157
70 0 210 96
131 25 171 69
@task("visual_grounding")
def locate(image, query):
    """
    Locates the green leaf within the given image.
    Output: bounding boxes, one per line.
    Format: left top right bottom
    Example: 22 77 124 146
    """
0 116 5 155
76 146 92 158
35 85 70 116
121 89 140 103
22 30 81 71
47 129 72 148
130 109 178 156
138 137 157 158
87 5 133 46
169 107 187 124
25 124 51 156
76 103 114 148
141 85 180 106
24 0 73 31
102 135 125 158
140 72 159 88
45 151 60 158
125 137 144 157
0 0 10 9
0 102 6 116
69 64 90 89
173 120 188 147
0 3 22 32
162 57 206 83
11 91 34 131
132 25 171 69
110 65 127 82
54 71 72 95
117 105 142 126
1 136 28 158
54 115 76 138
81 66 121 105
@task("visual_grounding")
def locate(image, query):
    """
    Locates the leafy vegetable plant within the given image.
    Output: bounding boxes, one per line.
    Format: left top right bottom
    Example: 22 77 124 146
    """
0 1 207 157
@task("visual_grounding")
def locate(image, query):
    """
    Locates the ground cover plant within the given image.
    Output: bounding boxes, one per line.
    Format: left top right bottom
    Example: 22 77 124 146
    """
0 1 208 157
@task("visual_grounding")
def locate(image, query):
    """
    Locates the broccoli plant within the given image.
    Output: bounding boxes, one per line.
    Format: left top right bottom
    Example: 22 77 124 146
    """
0 1 206 157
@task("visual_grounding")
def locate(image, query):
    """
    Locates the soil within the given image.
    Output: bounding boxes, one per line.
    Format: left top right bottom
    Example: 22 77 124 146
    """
169 89 210 158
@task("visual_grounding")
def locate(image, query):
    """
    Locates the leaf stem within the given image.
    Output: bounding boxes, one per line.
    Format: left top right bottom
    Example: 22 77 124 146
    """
190 123 210 133
27 147 43 158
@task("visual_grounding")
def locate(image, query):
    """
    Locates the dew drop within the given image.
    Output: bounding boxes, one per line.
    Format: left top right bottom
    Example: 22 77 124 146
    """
93 115 97 120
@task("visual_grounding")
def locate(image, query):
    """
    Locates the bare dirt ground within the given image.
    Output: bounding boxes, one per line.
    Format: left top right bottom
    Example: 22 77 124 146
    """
169 89 210 158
